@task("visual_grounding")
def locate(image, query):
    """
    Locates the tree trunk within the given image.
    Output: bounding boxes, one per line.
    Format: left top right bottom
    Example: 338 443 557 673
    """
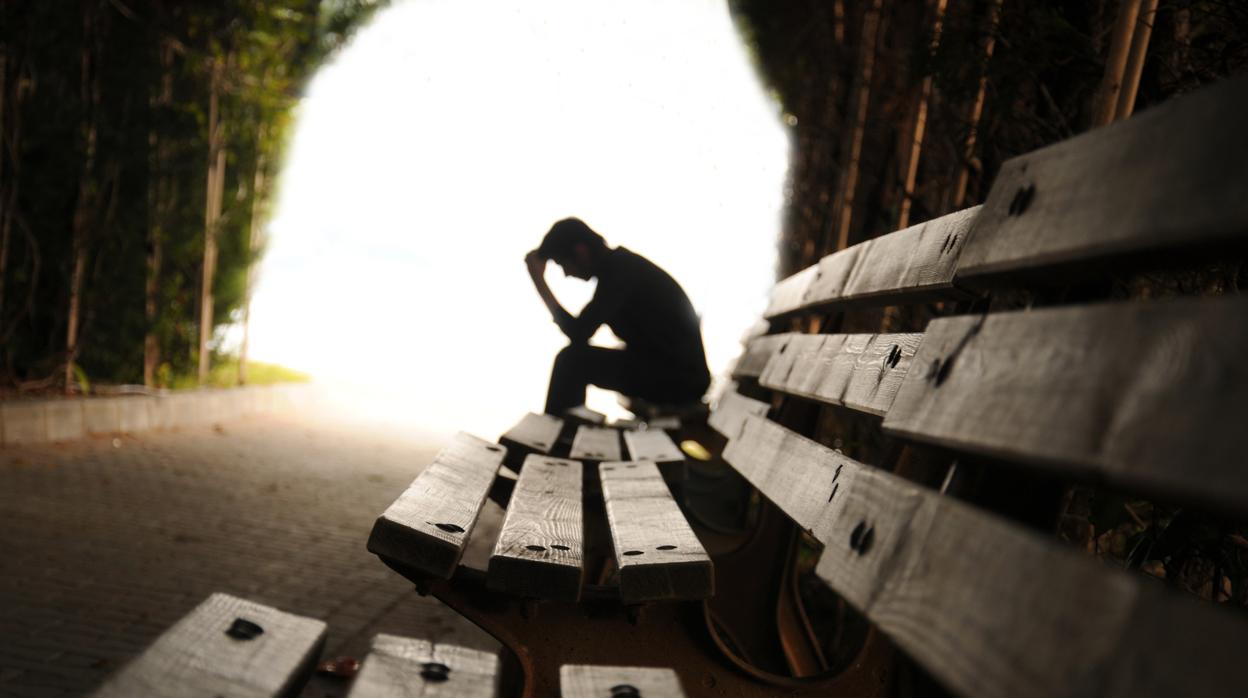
830 0 884 253
1113 0 1158 120
0 51 10 327
897 0 948 230
239 127 267 386
145 41 174 388
949 0 1003 211
198 55 225 385
1091 0 1144 127
66 4 101 394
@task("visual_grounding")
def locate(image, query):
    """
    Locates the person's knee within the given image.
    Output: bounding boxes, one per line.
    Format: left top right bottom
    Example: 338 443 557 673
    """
554 342 591 368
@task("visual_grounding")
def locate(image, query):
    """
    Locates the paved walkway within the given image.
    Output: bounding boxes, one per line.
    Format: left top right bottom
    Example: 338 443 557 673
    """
0 414 500 697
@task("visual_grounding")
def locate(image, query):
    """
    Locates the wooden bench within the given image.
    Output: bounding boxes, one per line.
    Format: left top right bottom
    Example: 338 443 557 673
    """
363 75 1248 697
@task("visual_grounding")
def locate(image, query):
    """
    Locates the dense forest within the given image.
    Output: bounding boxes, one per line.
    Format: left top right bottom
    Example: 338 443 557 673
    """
0 0 385 394
729 0 1248 276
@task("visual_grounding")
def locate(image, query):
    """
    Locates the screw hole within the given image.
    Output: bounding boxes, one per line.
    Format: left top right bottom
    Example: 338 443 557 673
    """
551 544 570 551
434 522 465 534
828 482 839 503
885 344 902 369
603 466 616 471
611 685 640 698
626 464 637 469
1007 184 1036 216
623 550 644 556
485 445 503 452
849 521 875 555
525 545 547 552
657 545 677 550
420 662 450 682
225 618 263 641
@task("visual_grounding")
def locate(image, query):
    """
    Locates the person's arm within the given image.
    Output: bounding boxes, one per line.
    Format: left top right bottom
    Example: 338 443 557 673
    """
525 250 573 326
525 249 620 343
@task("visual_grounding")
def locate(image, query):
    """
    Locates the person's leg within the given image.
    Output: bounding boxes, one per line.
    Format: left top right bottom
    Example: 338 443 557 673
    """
544 344 636 415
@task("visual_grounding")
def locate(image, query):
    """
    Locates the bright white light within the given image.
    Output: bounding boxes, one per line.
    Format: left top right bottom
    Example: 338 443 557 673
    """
248 0 788 439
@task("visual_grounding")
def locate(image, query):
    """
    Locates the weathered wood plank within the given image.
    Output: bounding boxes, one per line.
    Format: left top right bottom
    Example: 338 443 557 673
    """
957 76 1248 283
759 332 923 416
764 264 818 319
599 461 713 602
499 412 563 456
93 593 326 698
488 454 584 601
570 425 622 462
730 415 1248 698
622 429 683 464
732 333 793 380
347 633 499 698
883 297 1248 513
565 405 608 425
560 665 687 698
764 207 979 319
708 388 770 439
722 415 858 535
368 433 506 579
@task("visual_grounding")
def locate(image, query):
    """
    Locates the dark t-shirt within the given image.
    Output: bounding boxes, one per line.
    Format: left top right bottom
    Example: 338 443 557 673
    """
552 247 711 386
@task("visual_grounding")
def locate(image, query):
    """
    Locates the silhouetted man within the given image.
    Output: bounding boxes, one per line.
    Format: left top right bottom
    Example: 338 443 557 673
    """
526 218 711 416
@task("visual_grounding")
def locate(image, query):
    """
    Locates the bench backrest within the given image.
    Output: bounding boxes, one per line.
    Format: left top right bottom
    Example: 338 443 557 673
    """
714 75 1248 697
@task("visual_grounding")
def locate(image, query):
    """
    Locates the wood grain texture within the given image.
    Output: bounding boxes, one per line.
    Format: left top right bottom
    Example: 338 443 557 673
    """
883 296 1248 512
732 333 793 379
722 415 860 536
764 207 979 319
92 593 326 698
488 454 584 601
759 332 923 416
707 388 769 439
559 665 687 698
499 412 563 455
570 425 622 462
622 429 683 464
368 433 506 578
729 416 1248 698
599 461 713 602
957 76 1248 283
347 633 499 698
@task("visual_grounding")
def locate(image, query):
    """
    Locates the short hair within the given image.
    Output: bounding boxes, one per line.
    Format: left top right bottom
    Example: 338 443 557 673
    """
538 218 607 260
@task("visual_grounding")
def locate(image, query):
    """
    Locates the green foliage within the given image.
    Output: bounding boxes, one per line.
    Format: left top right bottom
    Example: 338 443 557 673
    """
167 358 310 390
0 0 386 389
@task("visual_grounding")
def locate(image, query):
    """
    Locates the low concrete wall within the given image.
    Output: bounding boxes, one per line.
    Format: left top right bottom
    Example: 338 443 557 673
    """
0 384 313 447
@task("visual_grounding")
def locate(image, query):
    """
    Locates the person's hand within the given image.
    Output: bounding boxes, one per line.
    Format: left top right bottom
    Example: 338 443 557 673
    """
525 250 546 277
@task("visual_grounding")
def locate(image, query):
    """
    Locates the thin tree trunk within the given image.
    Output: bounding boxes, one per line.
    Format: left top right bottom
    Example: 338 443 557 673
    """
949 0 1002 211
897 0 948 230
145 41 174 387
239 127 266 386
831 0 883 253
1113 0 1158 120
198 55 225 385
0 51 10 326
1091 0 1144 127
66 5 101 393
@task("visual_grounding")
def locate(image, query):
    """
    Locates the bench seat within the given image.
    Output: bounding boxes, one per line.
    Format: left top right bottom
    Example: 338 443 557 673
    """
347 633 500 697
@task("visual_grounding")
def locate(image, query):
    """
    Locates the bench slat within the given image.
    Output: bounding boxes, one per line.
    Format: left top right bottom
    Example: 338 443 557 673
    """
708 388 769 439
730 415 1248 698
93 593 326 698
958 76 1248 284
570 425 622 462
560 665 687 698
732 333 793 380
499 412 563 456
765 207 979 319
488 454 584 601
347 633 499 698
622 429 683 464
368 433 506 578
759 332 922 416
599 461 713 602
883 296 1248 513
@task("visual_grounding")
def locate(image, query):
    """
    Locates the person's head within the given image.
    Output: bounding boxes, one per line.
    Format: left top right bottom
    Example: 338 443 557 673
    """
538 218 608 280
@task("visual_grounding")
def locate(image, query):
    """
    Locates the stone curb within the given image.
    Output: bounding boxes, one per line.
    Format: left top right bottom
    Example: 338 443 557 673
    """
0 384 314 447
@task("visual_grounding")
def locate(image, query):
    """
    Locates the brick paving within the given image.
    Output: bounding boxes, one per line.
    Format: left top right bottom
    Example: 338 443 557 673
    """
0 414 501 697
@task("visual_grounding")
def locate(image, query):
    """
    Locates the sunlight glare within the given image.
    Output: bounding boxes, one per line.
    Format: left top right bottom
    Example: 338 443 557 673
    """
248 0 789 439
